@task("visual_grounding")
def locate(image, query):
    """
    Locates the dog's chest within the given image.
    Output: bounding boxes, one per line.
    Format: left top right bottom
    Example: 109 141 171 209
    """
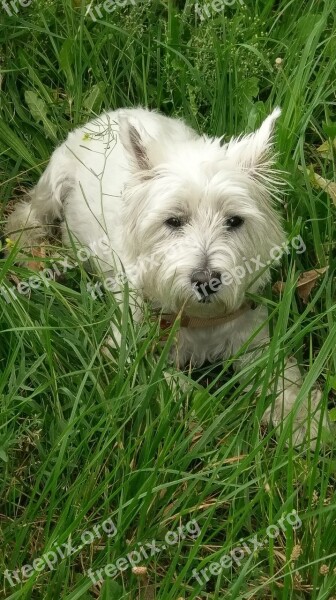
175 322 240 367
173 307 268 367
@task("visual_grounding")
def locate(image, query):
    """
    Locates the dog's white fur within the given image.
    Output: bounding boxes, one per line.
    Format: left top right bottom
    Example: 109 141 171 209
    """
5 107 329 447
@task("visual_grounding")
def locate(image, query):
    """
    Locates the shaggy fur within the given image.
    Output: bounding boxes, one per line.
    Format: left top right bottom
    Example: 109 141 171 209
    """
5 107 329 447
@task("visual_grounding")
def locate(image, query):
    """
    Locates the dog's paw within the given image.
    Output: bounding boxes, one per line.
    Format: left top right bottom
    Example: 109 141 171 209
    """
164 369 195 395
263 387 331 449
101 335 117 361
101 322 123 361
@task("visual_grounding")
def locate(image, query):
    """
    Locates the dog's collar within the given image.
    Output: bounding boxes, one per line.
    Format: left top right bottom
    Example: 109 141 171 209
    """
154 301 255 331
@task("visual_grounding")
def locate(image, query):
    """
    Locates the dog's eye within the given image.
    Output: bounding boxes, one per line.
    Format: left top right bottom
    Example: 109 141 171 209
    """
166 217 183 228
227 216 244 229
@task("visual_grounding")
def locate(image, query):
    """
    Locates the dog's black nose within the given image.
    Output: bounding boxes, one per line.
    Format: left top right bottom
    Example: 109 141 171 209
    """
191 269 222 297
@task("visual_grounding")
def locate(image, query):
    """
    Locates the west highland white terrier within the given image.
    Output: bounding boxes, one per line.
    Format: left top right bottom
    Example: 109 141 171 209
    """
5 107 329 447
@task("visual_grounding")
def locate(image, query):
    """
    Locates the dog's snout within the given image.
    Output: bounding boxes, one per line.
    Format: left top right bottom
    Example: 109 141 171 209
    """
191 269 222 297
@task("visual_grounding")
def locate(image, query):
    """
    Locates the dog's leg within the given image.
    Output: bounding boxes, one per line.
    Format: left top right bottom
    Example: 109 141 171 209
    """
229 310 329 449
261 356 329 449
5 145 73 259
101 283 144 360
235 342 329 448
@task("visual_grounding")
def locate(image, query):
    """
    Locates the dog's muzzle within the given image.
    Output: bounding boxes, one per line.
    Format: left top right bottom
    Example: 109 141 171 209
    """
191 269 222 301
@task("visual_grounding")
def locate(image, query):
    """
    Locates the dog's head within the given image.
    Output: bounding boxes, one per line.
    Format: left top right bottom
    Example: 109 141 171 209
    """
119 109 285 316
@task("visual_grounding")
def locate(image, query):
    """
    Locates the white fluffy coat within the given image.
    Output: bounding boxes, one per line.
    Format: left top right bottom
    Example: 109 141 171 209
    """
5 107 329 447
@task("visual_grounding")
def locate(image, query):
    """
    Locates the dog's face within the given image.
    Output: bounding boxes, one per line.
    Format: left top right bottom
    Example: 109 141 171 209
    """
120 110 285 316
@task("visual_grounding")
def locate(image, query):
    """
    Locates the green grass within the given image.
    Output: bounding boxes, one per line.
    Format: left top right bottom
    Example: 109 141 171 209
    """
0 0 336 598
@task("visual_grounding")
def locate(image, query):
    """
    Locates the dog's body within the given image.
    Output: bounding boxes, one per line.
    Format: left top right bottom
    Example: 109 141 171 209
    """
5 107 329 446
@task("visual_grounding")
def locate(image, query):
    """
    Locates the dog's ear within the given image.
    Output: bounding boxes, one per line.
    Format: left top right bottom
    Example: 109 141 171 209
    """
118 114 153 171
225 108 281 173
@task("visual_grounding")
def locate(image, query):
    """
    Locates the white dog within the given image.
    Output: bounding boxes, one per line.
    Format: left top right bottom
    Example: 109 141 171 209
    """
5 107 329 447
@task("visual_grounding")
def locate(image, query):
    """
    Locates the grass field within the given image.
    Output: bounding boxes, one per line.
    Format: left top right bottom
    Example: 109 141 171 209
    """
0 0 336 598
